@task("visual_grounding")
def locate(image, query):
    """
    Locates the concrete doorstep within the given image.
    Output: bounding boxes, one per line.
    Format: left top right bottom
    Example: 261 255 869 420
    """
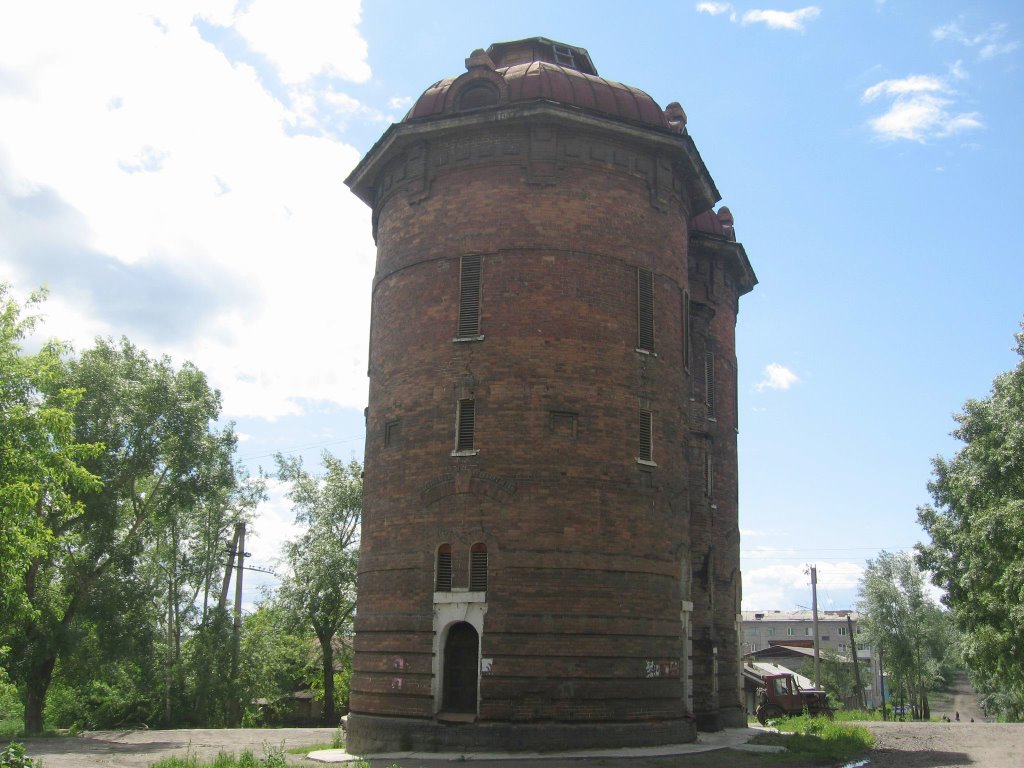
307 726 765 763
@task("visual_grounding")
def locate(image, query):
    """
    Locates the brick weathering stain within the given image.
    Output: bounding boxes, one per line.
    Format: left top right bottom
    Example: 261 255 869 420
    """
344 38 757 753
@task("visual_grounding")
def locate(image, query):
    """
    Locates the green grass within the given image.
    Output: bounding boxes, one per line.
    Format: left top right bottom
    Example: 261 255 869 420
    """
752 713 875 763
284 724 345 755
148 745 290 768
0 718 21 740
284 742 332 754
832 708 884 721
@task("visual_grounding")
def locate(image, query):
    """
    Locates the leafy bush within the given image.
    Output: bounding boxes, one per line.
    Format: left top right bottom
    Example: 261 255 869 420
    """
0 672 22 738
0 743 34 768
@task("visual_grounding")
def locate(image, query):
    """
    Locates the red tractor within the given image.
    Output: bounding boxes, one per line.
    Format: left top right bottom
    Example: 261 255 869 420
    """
755 672 834 724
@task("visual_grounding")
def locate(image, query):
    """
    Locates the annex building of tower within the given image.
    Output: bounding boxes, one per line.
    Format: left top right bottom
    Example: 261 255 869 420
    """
345 37 757 752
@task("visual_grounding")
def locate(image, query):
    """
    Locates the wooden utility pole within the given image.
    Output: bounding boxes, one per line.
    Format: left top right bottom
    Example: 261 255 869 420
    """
219 524 241 611
810 565 820 686
847 614 864 709
878 645 888 720
228 522 246 725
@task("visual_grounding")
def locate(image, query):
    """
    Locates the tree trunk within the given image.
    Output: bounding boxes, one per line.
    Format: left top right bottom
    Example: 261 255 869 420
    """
319 632 336 725
23 654 57 735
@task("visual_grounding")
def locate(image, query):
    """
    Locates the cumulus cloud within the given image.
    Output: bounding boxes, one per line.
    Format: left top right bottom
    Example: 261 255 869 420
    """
740 557 865 609
742 7 821 32
861 73 982 142
755 363 799 392
0 1 377 420
233 0 371 84
697 4 820 30
932 20 1020 60
862 74 946 100
696 1 736 19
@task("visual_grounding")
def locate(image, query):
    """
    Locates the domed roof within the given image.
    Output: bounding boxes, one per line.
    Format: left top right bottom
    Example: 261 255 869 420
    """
406 38 671 131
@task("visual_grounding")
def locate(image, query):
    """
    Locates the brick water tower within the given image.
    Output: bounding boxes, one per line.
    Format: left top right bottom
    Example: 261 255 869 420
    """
345 38 757 752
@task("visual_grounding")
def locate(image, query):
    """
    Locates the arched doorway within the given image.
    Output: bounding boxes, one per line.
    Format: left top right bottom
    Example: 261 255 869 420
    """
442 622 479 713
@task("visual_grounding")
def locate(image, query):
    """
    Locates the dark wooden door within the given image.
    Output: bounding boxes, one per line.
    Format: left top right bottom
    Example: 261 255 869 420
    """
443 622 479 713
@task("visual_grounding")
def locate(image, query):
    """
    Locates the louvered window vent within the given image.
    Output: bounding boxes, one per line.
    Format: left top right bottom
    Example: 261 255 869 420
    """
436 544 452 592
458 255 481 338
456 399 475 452
638 409 653 463
638 268 654 352
470 543 488 592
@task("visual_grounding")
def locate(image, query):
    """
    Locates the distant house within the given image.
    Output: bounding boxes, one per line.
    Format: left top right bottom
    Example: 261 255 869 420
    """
742 609 881 708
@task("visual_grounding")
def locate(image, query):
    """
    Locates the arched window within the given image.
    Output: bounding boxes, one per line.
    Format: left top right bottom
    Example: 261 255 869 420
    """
470 542 487 592
458 82 499 111
436 544 452 592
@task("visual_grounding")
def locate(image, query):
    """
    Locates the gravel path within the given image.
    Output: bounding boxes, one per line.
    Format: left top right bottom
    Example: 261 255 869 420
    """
10 721 1024 767
861 721 1024 768
16 727 338 767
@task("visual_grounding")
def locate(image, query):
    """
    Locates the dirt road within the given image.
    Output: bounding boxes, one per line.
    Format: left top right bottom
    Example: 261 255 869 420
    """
16 727 337 767
11 721 1024 767
861 721 1024 767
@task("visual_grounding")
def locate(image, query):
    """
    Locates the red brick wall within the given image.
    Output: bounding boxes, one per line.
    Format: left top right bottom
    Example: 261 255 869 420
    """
351 113 745 736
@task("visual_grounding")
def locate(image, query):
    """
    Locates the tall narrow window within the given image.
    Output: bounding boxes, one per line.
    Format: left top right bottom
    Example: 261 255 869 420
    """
682 289 691 372
455 398 475 452
470 543 488 592
458 255 481 338
704 445 714 497
436 544 453 592
638 408 653 462
637 268 654 352
733 362 738 432
704 350 715 418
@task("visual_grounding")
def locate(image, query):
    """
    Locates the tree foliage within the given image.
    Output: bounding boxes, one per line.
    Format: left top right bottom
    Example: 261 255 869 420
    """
0 286 101 628
800 650 863 708
857 551 949 719
2 333 242 733
917 321 1024 720
273 452 361 724
1 287 345 731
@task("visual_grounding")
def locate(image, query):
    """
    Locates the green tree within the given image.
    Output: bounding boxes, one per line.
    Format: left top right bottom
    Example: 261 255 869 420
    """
0 286 101 630
236 602 315 725
801 650 862 708
3 337 238 734
917 321 1024 721
273 452 361 725
857 551 945 720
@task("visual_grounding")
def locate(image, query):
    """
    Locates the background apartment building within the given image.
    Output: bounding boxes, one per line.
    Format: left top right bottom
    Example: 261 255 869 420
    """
742 610 882 708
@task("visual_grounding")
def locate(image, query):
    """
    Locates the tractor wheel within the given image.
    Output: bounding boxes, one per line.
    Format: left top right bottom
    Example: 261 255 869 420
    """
758 704 784 725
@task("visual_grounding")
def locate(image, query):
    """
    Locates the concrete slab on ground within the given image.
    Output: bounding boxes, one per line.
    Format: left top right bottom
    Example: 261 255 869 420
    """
308 727 763 763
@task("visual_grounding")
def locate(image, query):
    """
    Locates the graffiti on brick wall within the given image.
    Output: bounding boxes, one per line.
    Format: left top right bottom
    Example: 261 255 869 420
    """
645 660 680 678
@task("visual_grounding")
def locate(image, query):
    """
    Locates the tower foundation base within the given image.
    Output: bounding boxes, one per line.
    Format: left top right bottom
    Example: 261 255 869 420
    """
347 713 697 754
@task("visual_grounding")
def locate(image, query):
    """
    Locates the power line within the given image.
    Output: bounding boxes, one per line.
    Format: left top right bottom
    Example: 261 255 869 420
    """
237 434 365 462
742 546 918 552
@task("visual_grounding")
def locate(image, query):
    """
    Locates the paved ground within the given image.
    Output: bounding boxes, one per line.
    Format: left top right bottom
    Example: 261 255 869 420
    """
10 721 1024 767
